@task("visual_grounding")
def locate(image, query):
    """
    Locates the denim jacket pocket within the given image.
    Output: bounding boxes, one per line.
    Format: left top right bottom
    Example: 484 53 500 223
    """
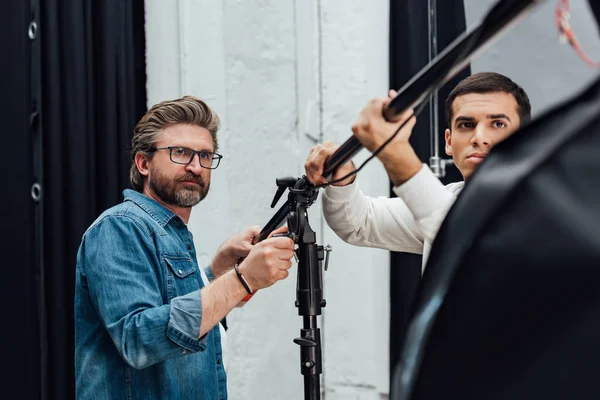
164 254 201 301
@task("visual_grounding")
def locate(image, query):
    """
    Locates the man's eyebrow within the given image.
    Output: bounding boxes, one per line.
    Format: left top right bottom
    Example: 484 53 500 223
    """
171 145 214 152
454 116 476 123
487 113 511 122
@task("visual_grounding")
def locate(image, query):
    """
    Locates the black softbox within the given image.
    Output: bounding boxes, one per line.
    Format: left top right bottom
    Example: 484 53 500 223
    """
391 70 600 399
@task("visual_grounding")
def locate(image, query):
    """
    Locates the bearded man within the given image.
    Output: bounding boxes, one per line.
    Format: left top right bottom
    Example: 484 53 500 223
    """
75 96 294 400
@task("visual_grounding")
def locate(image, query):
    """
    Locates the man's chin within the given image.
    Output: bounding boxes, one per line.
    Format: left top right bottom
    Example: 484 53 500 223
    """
174 188 208 207
458 165 474 182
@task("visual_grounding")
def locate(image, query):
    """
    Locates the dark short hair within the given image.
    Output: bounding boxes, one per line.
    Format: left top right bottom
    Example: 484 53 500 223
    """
445 72 531 128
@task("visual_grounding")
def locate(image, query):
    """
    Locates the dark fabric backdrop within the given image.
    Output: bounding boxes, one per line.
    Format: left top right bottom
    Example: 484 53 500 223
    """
39 1 146 398
0 0 42 398
388 0 470 380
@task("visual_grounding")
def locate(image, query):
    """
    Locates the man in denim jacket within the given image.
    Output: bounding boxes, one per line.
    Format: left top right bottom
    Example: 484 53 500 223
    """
75 96 294 399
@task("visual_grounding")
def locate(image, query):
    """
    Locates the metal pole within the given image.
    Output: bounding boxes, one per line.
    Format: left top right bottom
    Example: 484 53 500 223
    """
427 0 446 178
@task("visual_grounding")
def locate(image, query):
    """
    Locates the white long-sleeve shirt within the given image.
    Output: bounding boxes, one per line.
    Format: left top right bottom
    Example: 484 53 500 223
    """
322 165 464 269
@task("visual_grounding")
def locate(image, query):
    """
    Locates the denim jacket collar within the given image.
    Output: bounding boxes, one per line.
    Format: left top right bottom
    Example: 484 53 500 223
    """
123 189 183 228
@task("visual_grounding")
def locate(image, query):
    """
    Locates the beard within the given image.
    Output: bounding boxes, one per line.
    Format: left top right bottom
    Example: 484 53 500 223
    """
148 166 210 208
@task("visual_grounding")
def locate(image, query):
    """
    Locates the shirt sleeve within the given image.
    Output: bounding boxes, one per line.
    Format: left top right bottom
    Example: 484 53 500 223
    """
322 164 454 254
392 164 455 245
203 266 215 281
79 215 208 370
322 177 425 254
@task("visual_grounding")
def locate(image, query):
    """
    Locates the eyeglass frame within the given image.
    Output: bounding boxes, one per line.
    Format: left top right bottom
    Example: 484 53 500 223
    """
151 146 223 169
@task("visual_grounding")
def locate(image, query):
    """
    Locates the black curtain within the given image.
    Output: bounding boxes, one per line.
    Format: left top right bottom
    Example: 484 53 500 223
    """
0 0 42 399
388 0 470 380
40 1 146 398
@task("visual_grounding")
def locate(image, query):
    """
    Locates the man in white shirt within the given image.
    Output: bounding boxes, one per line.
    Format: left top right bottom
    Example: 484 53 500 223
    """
304 72 531 268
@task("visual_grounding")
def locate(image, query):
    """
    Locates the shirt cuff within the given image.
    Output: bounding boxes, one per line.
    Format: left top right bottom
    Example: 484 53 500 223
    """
392 164 452 221
204 266 215 281
323 181 359 203
167 289 208 353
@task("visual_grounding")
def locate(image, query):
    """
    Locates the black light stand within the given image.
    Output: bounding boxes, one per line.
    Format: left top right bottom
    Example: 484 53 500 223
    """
259 176 331 400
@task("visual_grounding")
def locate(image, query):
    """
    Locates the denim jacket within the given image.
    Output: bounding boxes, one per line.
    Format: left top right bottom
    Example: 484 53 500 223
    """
75 189 227 400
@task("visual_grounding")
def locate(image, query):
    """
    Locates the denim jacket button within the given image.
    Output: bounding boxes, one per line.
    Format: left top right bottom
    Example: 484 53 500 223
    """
216 359 221 365
178 269 183 275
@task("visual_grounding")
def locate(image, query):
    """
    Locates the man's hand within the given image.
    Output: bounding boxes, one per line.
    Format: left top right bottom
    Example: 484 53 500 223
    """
237 226 295 291
351 89 422 186
210 225 261 279
351 90 417 153
305 141 356 186
197 226 292 337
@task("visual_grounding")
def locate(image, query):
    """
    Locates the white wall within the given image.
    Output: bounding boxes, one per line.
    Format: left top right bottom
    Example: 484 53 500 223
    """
464 0 600 115
145 1 391 399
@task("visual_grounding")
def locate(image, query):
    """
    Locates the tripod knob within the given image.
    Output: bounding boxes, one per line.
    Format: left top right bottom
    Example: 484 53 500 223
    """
273 232 297 242
324 245 332 271
293 337 317 347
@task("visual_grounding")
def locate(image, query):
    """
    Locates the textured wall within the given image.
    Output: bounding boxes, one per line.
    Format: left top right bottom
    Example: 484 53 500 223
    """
145 1 391 399
465 0 600 115
143 1 600 399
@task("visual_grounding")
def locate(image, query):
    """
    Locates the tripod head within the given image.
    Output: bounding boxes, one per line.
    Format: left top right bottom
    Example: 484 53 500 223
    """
258 176 319 243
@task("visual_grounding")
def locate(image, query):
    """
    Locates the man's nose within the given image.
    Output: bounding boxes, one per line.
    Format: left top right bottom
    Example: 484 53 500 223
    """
185 153 203 173
470 125 491 147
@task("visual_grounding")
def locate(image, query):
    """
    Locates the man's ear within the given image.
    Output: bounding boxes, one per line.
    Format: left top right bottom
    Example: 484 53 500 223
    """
444 128 453 156
135 152 150 177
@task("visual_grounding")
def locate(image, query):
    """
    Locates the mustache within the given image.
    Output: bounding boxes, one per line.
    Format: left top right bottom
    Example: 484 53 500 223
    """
176 173 205 186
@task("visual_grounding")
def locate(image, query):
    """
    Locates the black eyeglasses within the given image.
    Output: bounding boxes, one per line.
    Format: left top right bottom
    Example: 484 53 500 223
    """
152 146 223 169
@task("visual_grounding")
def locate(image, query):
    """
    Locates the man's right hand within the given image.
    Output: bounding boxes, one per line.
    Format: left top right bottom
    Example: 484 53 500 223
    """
237 226 295 291
304 141 356 186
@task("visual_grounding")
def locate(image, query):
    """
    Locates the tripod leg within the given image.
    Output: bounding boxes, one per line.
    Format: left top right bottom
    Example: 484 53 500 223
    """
304 375 320 400
295 316 322 400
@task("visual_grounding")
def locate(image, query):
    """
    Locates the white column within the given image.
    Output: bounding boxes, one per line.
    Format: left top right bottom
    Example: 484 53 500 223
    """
145 0 391 398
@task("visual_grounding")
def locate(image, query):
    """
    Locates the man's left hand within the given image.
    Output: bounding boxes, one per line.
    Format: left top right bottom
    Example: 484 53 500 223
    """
351 90 422 186
351 90 416 153
210 225 261 279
